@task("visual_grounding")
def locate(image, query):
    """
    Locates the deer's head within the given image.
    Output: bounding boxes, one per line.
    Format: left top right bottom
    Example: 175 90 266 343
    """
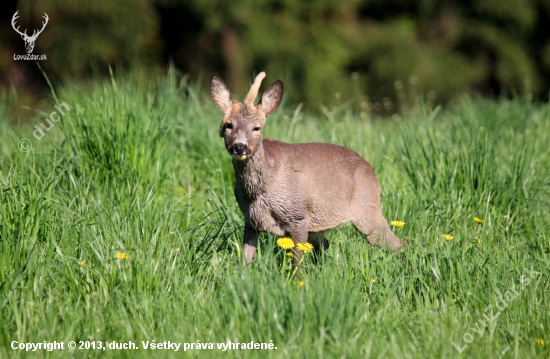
211 72 283 161
11 11 48 54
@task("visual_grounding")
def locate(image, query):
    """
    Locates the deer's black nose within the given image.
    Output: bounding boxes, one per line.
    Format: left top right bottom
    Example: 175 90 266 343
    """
234 143 247 155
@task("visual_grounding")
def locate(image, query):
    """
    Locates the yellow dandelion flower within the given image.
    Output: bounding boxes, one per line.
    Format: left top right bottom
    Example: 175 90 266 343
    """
390 220 405 227
298 280 304 287
286 252 294 258
117 252 130 260
536 339 544 346
371 278 377 283
443 234 453 241
276 237 294 250
476 238 481 244
474 217 484 224
80 260 87 266
296 242 314 253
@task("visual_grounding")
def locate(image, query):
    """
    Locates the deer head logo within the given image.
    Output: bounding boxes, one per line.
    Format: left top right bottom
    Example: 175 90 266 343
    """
11 11 49 54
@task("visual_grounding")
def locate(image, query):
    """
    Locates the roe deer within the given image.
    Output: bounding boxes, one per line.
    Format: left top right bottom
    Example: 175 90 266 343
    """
210 72 406 266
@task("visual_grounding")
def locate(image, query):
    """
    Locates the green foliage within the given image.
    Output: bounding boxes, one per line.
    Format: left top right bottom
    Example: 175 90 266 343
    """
0 70 549 358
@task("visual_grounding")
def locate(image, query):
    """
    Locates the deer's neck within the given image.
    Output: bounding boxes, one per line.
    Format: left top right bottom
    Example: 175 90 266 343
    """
233 144 266 201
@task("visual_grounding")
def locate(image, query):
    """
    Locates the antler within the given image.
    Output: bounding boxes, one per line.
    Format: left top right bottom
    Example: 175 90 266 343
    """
244 72 266 105
11 11 28 38
29 13 49 40
11 11 48 40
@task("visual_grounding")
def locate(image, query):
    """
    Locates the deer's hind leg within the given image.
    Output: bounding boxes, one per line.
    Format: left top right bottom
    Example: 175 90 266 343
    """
352 213 406 252
350 169 406 252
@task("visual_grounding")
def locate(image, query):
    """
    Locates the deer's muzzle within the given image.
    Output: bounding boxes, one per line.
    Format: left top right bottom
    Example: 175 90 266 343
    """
230 143 251 160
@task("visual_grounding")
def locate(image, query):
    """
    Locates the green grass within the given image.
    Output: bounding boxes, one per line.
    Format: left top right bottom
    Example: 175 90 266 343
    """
0 69 549 358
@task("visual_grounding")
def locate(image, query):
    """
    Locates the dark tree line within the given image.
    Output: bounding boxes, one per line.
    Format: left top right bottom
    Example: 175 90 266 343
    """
1 0 550 110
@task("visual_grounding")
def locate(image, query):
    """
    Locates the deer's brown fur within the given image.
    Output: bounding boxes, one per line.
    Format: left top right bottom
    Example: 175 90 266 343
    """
210 72 406 266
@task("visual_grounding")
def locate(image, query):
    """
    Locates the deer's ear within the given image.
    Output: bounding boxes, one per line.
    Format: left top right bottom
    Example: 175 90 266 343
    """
210 74 233 112
258 80 283 116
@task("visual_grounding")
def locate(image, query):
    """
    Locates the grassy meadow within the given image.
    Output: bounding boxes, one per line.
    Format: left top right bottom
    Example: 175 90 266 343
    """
0 69 549 358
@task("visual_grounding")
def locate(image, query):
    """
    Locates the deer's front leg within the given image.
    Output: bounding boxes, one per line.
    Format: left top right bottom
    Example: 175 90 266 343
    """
243 224 259 263
288 220 309 270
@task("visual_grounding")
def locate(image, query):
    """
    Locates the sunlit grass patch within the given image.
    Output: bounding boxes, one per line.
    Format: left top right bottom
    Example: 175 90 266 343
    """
0 71 549 358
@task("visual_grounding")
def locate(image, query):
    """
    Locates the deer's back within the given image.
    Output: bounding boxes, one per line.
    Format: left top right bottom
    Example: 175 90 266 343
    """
261 139 379 231
262 138 374 176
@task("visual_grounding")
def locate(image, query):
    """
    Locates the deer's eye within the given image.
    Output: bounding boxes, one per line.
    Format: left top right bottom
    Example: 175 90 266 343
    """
225 123 233 130
253 126 261 132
